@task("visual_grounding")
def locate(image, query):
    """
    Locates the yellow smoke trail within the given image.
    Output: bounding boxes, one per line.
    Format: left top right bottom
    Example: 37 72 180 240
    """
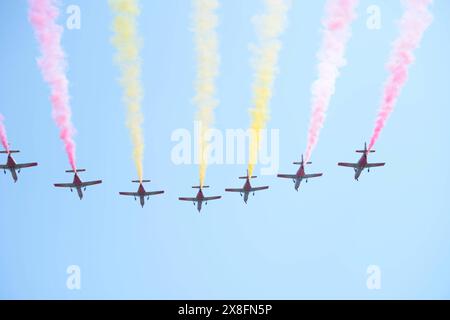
248 0 289 177
192 0 220 187
109 0 144 181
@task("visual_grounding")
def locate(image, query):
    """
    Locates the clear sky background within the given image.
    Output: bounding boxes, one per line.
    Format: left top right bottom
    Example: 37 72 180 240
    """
0 0 449 299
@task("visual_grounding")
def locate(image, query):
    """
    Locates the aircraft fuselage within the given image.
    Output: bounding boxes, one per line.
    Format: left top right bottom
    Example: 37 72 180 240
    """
4 154 18 182
294 165 307 191
71 174 84 199
196 190 205 212
354 153 369 180
138 184 146 208
241 179 253 203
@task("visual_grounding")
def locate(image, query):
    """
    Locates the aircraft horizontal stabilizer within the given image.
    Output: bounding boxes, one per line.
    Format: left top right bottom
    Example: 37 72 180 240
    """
356 150 375 153
66 169 86 173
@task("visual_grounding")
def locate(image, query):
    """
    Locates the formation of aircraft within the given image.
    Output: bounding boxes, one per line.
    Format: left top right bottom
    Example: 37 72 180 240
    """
277 154 323 191
225 171 269 204
2 142 388 210
54 169 102 200
179 185 222 212
0 149 37 183
119 180 164 208
338 143 385 181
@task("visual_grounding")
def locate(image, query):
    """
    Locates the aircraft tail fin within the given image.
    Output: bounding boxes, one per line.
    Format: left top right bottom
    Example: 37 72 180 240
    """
356 142 374 153
238 169 256 179
294 155 312 165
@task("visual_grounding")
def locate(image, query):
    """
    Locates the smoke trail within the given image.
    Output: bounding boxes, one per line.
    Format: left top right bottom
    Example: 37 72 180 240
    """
29 0 77 170
0 114 10 153
304 0 358 163
248 0 290 177
368 0 433 151
109 0 145 181
192 0 220 187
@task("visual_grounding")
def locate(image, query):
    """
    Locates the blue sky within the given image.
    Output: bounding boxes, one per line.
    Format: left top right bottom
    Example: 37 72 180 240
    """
0 0 449 299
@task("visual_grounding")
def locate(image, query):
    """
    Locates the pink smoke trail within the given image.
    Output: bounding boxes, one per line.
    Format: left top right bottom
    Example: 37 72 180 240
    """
304 0 358 163
0 114 10 153
29 0 77 170
369 0 433 151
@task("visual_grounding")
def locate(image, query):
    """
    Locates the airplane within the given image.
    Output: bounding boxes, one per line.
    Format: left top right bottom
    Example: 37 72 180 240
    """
225 170 269 203
119 180 164 208
54 169 102 200
338 142 385 181
179 185 221 212
277 154 323 191
0 150 38 183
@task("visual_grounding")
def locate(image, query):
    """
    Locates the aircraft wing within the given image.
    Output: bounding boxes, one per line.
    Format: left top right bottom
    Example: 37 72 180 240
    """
54 183 76 188
80 180 102 187
15 162 38 169
366 163 385 168
277 174 297 179
338 163 359 168
0 165 7 169
225 188 245 193
144 191 164 196
203 196 221 201
250 186 269 192
179 197 197 202
304 173 323 179
119 192 139 197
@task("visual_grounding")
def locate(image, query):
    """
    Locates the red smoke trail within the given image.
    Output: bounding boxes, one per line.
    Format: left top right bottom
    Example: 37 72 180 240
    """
304 0 358 163
29 0 77 170
369 0 433 151
0 114 10 152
